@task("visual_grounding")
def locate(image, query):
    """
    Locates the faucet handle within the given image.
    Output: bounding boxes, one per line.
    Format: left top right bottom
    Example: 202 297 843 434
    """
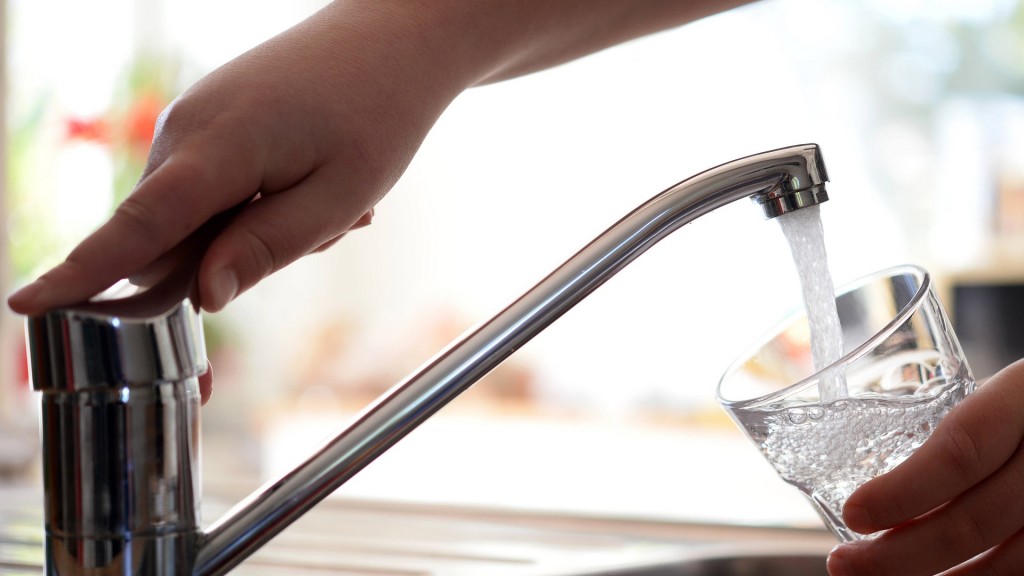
25 296 207 393
22 204 248 391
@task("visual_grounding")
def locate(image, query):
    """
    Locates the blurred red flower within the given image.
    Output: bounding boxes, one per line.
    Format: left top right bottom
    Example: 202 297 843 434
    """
64 117 110 143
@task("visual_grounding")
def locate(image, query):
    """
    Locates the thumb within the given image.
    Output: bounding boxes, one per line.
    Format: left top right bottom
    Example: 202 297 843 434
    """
196 168 377 312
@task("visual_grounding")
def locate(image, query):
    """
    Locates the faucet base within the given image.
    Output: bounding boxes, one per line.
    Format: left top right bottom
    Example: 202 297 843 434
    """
45 533 200 576
35 376 203 576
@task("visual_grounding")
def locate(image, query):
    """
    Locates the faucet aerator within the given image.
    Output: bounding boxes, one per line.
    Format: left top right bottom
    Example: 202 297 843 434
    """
756 183 829 219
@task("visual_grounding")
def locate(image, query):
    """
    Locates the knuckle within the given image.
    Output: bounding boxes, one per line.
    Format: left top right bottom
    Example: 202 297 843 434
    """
117 184 209 249
163 152 222 193
940 419 986 481
237 226 280 282
115 195 154 223
112 197 168 246
155 94 207 135
944 508 989 552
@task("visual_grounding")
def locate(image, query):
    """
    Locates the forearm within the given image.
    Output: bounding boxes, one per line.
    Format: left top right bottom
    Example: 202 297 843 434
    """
322 0 757 91
471 0 759 84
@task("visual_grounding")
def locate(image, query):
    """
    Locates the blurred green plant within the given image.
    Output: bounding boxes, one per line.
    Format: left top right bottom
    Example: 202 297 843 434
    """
7 91 58 279
6 53 180 281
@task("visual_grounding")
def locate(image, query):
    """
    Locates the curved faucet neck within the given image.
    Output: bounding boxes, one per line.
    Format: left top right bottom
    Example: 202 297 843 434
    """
195 143 829 575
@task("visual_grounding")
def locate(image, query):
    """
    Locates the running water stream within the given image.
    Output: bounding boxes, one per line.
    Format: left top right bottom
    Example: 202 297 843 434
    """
777 204 848 402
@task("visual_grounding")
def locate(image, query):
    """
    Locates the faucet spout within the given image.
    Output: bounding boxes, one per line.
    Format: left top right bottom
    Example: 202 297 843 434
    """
26 144 828 576
195 143 829 575
747 145 829 218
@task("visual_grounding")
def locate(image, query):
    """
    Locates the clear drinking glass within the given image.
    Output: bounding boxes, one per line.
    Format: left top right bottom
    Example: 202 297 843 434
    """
717 265 975 541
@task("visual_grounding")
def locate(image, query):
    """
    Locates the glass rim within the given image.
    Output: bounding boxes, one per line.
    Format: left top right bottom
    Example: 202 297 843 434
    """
716 263 931 409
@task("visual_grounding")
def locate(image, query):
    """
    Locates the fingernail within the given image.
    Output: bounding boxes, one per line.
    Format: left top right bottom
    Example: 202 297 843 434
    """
207 268 238 311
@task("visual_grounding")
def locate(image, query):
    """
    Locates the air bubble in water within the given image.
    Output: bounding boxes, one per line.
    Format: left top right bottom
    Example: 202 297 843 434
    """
788 408 808 424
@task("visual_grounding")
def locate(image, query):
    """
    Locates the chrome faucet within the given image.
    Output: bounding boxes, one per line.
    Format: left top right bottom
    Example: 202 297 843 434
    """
25 143 829 575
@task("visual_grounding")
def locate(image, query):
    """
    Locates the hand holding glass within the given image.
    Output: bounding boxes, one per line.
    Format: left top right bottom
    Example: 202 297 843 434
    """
717 265 975 541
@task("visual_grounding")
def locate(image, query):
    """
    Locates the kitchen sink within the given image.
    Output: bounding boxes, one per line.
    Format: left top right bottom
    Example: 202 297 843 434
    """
0 482 833 575
595 553 827 575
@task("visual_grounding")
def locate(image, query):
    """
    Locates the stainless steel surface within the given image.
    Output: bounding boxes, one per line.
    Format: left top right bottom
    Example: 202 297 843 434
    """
27 299 205 575
27 296 206 390
25 144 830 574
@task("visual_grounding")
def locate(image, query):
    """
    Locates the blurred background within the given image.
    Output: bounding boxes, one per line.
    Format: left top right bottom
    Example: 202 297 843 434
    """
0 0 1022 529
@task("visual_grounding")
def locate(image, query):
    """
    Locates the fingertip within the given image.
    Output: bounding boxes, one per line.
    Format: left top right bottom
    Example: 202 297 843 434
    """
843 476 897 533
199 362 213 405
201 268 238 313
7 281 45 315
830 538 880 576
842 500 876 533
827 544 854 576
6 277 69 316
